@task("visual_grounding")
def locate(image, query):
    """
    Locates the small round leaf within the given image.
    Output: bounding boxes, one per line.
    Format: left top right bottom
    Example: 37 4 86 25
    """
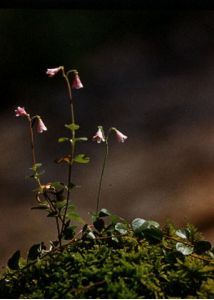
176 242 194 255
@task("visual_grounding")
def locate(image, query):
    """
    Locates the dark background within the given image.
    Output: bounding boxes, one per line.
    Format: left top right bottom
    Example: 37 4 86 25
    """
0 9 214 267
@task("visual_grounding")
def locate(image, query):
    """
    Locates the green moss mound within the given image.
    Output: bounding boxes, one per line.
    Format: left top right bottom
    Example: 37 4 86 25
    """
0 214 214 298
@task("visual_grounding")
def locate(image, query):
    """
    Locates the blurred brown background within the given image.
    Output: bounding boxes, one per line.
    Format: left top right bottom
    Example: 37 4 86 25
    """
0 9 214 268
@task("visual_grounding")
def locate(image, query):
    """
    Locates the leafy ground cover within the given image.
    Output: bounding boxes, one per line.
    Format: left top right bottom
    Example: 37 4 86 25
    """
0 210 213 299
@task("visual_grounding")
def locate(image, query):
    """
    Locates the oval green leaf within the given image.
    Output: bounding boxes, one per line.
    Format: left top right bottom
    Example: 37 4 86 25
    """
175 229 189 239
176 242 194 255
58 137 69 143
142 227 163 243
65 123 80 131
8 250 20 270
27 243 41 262
74 154 90 164
99 208 111 217
115 222 128 235
132 218 146 234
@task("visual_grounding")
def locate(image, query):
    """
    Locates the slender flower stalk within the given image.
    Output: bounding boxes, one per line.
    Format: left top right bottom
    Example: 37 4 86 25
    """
15 106 47 188
28 115 36 166
61 67 79 236
96 140 109 213
94 127 109 213
94 127 127 213
46 66 84 247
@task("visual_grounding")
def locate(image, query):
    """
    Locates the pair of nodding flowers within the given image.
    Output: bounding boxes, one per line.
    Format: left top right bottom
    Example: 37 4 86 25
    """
15 106 47 133
46 66 83 89
92 127 127 144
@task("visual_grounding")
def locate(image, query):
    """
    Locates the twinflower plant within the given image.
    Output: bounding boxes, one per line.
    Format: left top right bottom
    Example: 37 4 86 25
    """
14 66 127 251
1 66 212 299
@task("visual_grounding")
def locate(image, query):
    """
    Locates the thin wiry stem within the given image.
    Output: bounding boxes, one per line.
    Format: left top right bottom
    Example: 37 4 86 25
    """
96 141 109 213
27 115 41 187
61 68 76 236
96 128 113 213
28 116 36 166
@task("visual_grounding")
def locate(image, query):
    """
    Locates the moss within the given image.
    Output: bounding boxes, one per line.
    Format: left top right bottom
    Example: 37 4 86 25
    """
0 218 213 299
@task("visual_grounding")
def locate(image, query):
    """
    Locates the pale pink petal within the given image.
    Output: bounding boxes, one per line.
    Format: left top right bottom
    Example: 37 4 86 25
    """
37 117 47 133
92 128 105 143
114 129 128 143
72 74 83 89
46 67 62 77
15 106 28 117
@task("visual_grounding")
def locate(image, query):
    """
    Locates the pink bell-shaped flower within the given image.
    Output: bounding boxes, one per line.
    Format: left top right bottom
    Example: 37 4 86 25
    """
92 127 105 143
36 117 47 133
114 128 128 143
46 67 62 77
71 73 83 89
15 106 28 117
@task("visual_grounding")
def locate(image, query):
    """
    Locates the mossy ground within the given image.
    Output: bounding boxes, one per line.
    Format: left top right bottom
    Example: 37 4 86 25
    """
0 219 213 299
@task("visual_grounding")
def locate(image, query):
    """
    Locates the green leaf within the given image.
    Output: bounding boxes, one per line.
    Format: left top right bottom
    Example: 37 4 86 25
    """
93 218 105 232
31 163 42 172
8 250 20 270
58 137 69 143
115 222 128 235
63 226 76 240
112 236 119 243
50 182 64 192
47 211 58 217
141 220 160 230
99 208 111 217
27 244 41 262
194 241 212 254
66 206 84 223
65 123 80 131
66 212 84 223
175 229 189 239
142 227 163 243
74 154 90 164
75 137 88 142
164 250 185 263
55 200 67 209
131 218 146 234
176 242 194 255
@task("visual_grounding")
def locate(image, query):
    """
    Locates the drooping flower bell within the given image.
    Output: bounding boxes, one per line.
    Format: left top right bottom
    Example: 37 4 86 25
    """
46 67 62 77
36 117 47 133
92 127 105 143
71 72 83 89
15 106 29 117
113 128 128 143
